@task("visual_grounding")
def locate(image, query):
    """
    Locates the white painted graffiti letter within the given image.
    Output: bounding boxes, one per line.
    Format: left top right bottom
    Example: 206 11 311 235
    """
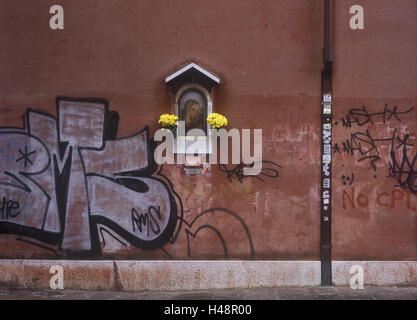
58 99 107 252
49 265 64 289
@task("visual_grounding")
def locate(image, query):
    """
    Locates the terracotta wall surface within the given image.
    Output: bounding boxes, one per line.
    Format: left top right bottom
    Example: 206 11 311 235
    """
0 0 415 260
332 0 417 260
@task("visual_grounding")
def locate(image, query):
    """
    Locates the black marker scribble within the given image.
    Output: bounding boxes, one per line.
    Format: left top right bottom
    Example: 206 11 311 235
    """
333 127 414 171
388 148 417 194
341 104 414 128
219 161 281 183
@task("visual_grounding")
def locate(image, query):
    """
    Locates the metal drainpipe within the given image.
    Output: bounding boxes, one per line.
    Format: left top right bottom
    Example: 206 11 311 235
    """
320 0 333 286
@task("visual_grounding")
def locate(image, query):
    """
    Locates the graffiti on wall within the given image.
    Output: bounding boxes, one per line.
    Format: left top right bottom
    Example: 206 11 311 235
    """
388 147 417 194
341 172 354 186
335 102 417 211
0 97 179 256
0 97 255 258
338 104 414 129
218 161 280 183
334 104 415 171
342 187 417 211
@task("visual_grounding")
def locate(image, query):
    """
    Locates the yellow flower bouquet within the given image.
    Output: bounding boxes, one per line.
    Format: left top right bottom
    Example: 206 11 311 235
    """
158 113 179 136
207 113 228 129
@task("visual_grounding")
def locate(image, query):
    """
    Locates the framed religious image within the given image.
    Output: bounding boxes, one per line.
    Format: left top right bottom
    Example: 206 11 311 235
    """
165 63 220 154
179 89 207 135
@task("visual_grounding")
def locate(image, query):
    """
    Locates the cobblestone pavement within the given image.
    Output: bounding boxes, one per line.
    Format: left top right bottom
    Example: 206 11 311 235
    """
1 286 417 300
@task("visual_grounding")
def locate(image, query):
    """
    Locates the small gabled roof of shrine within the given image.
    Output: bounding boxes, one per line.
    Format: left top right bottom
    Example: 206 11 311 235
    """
165 62 220 93
165 62 220 84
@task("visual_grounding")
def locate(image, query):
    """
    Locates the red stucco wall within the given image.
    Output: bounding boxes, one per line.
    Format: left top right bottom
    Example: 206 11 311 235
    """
0 0 415 260
332 0 417 260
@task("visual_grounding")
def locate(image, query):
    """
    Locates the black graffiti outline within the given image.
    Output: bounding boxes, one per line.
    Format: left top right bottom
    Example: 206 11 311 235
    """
177 207 255 259
98 226 127 248
0 129 52 176
396 134 414 150
0 196 21 219
88 174 178 252
159 247 173 259
0 128 55 238
388 147 417 194
156 164 184 244
334 128 398 171
340 104 414 128
131 205 162 237
0 221 61 245
55 96 111 255
16 146 36 168
18 172 52 231
186 225 227 258
82 149 178 253
0 98 256 260
85 159 179 252
0 99 180 256
2 171 32 193
25 109 62 234
218 161 281 183
16 236 59 256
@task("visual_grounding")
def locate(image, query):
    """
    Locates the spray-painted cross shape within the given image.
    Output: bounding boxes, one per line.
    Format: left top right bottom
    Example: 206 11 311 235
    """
16 146 36 167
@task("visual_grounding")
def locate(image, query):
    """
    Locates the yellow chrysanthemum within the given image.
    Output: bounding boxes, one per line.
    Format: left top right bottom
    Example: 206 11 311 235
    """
207 113 228 129
158 114 178 128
